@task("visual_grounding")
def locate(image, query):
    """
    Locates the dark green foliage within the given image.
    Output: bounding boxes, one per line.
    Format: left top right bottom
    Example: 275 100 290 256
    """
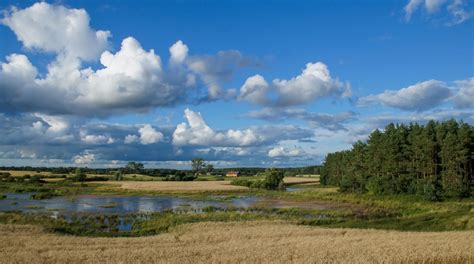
191 158 206 174
230 168 285 190
124 162 145 174
322 120 473 199
230 178 253 187
163 171 197 181
262 168 285 190
73 168 87 182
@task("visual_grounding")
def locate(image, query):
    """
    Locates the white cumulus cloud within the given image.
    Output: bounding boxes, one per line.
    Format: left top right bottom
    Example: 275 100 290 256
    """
268 146 305 158
452 77 474 108
138 124 164 145
239 62 350 107
169 40 189 64
358 80 451 111
2 2 110 60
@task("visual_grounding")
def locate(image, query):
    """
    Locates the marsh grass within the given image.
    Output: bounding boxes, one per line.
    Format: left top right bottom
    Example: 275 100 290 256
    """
0 178 472 232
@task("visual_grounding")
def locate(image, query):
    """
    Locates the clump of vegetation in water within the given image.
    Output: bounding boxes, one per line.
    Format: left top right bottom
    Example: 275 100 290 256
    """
231 168 285 190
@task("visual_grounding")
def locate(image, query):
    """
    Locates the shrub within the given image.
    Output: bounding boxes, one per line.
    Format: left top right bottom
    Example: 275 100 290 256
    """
29 175 45 183
230 178 253 187
230 168 285 191
262 168 285 190
164 172 196 181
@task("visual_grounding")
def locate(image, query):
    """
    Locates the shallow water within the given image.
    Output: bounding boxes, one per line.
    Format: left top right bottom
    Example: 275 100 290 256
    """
0 193 260 216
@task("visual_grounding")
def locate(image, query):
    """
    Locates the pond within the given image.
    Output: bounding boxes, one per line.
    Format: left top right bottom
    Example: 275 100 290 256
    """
0 193 260 215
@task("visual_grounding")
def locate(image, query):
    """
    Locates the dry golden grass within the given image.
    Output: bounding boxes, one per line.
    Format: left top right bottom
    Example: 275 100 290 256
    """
101 180 249 192
100 177 320 192
0 170 52 177
0 222 472 264
283 176 319 184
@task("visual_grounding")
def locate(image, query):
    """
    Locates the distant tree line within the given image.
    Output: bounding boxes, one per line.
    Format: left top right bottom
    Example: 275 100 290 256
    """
321 120 473 200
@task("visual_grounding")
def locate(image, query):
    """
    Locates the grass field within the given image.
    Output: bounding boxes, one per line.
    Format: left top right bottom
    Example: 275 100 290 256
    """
0 221 472 263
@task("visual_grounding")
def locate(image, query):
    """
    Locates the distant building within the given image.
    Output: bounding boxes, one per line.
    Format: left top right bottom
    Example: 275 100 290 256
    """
226 171 240 177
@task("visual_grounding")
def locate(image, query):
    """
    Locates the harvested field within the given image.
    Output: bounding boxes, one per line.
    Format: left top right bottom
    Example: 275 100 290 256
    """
99 177 319 192
101 180 249 192
284 176 319 184
0 222 472 263
0 171 53 177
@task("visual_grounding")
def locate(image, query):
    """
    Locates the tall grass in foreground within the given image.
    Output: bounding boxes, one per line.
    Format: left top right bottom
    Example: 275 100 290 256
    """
0 222 472 263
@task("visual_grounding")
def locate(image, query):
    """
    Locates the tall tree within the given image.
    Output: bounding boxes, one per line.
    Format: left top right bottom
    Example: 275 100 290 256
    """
191 158 206 175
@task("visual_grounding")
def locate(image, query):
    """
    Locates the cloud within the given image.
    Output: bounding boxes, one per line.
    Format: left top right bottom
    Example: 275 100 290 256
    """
0 36 188 116
239 74 270 105
73 151 96 165
247 108 356 131
0 3 258 117
404 0 473 25
124 134 139 144
173 108 313 147
2 2 110 60
124 124 164 145
80 132 114 145
358 80 451 111
452 77 474 108
239 62 351 107
138 124 164 144
169 40 189 64
173 108 261 146
268 146 305 158
187 50 259 100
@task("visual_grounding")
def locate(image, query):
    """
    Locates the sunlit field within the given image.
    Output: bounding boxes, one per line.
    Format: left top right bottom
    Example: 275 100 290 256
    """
1 222 472 264
99 176 318 192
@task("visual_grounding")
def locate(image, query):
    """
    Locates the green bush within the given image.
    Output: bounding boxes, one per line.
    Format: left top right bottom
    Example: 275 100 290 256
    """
230 168 285 191
230 178 253 187
163 171 196 181
262 168 285 190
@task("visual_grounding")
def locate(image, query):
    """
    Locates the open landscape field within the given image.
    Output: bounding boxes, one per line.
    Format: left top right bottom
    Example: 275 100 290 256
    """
1 0 473 263
0 171 53 177
1 222 472 264
101 180 249 192
0 169 473 263
98 177 318 192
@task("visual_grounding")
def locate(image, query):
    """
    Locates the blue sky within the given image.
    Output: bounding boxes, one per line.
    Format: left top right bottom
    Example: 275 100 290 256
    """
0 0 473 168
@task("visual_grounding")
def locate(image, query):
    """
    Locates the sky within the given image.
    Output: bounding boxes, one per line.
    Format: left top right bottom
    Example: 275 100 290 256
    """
0 0 473 169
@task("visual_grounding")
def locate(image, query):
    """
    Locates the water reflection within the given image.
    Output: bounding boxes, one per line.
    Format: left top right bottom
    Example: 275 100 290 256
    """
0 193 260 216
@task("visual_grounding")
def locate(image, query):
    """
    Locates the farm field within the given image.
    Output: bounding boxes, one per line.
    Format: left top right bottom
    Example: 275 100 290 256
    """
0 170 53 177
100 180 249 192
99 176 318 192
1 222 472 264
